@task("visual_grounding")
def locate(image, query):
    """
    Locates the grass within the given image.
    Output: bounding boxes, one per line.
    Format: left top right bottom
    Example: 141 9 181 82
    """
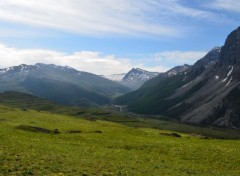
1 91 240 140
1 105 240 175
0 92 240 175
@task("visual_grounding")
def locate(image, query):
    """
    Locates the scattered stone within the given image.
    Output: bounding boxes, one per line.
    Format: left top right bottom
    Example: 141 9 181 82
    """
16 125 60 134
68 130 82 134
160 132 181 138
53 129 60 134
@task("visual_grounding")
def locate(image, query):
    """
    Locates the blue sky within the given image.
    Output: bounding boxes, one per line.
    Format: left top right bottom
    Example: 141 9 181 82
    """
0 0 239 75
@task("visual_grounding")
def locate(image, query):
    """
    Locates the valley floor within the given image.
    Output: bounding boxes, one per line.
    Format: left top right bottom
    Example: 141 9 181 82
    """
1 105 240 176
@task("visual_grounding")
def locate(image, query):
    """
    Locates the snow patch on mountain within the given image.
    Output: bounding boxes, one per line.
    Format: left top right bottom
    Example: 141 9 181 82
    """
103 68 159 90
227 66 234 77
226 76 232 86
166 64 190 77
120 68 159 89
123 68 159 82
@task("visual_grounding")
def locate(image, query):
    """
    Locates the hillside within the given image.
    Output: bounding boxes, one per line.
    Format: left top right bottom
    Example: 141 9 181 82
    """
114 48 219 115
0 92 240 175
1 91 240 138
115 27 240 129
0 63 130 106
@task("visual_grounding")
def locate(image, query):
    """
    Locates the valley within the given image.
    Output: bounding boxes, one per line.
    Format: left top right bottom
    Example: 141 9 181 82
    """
0 4 240 174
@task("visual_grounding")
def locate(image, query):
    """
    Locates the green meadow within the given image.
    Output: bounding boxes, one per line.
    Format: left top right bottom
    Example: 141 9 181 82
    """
0 93 240 175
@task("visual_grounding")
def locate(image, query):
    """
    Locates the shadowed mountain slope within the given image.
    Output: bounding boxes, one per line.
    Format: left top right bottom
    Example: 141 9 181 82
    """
116 27 240 128
0 63 131 106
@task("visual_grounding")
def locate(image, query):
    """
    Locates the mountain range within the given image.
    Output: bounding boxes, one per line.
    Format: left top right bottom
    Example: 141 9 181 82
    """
116 26 240 129
0 63 130 107
104 66 191 90
1 27 240 129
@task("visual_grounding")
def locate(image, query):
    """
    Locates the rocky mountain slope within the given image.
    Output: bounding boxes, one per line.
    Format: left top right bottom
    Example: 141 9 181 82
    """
166 64 190 77
116 26 240 128
0 63 130 106
121 68 159 90
104 68 159 90
105 66 191 90
141 64 190 89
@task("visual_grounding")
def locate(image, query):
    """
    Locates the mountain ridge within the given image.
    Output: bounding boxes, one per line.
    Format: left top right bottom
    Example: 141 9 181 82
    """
115 26 240 129
0 63 131 107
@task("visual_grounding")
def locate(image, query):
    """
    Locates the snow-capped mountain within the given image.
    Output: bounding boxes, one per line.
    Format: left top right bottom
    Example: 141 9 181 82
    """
121 68 159 89
0 63 76 76
104 68 159 90
0 64 33 75
123 68 159 81
0 63 130 107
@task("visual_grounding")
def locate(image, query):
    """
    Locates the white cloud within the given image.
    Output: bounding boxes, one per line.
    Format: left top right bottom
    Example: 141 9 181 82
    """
0 0 227 37
0 44 133 75
207 0 240 13
0 43 207 75
153 50 207 66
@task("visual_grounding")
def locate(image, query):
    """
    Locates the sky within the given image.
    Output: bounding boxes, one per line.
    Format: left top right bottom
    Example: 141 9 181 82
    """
0 0 239 75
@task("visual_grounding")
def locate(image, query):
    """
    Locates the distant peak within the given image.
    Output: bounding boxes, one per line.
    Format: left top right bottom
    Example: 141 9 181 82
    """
130 68 148 73
35 63 46 66
35 63 58 67
135 68 145 71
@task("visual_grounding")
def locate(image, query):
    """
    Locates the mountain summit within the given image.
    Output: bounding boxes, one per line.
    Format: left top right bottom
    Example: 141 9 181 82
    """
121 68 159 89
104 68 159 90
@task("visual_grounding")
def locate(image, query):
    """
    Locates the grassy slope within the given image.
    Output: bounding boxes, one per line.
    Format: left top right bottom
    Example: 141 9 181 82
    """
1 106 240 176
1 91 240 139
0 92 240 175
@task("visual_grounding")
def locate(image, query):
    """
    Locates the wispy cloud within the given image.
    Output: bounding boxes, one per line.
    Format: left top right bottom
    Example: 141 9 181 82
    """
0 0 176 37
207 0 240 13
0 43 207 75
0 0 228 37
131 50 207 69
154 51 207 65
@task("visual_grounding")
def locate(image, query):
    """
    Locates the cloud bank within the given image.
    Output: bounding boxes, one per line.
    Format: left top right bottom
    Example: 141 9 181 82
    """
0 44 207 75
